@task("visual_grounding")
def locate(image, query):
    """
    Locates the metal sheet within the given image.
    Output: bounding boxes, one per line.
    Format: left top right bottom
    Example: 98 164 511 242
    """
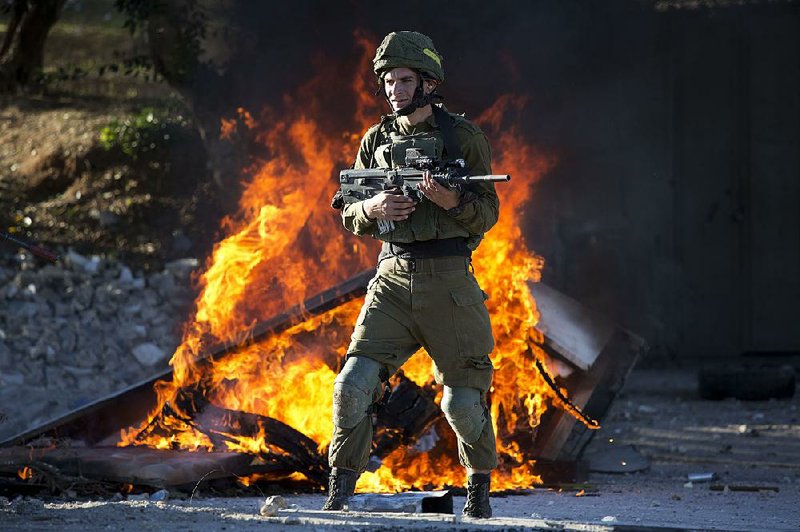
529 282 615 371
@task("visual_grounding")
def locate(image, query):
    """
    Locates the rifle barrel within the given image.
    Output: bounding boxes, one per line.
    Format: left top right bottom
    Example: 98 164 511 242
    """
463 174 511 182
341 169 511 183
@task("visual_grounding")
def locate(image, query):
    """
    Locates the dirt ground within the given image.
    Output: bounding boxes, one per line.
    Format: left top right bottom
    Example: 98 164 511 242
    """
1 1 227 272
0 94 225 272
2 363 798 531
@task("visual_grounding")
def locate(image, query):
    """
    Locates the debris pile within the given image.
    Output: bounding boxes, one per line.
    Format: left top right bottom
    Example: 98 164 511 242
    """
0 251 197 441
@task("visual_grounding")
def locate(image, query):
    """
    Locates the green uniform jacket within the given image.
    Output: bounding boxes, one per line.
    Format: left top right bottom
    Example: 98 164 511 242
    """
341 106 500 251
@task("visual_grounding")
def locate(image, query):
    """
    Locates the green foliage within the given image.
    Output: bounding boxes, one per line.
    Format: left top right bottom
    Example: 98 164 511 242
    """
99 107 189 160
40 54 156 84
114 0 162 34
114 0 209 83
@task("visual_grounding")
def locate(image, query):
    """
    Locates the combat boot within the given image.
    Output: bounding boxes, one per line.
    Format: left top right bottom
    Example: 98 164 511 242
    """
462 472 492 518
321 467 358 511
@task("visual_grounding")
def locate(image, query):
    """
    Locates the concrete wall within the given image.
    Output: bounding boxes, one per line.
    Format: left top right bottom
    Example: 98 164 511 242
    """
523 5 800 358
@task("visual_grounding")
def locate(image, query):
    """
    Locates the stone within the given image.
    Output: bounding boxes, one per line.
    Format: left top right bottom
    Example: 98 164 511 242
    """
1 372 25 385
132 343 167 367
164 257 199 278
150 489 169 501
0 341 10 367
65 250 90 271
259 495 288 516
0 254 191 443
119 267 134 284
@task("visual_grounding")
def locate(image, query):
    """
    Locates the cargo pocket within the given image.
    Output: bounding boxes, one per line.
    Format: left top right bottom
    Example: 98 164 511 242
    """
355 275 380 326
450 283 495 356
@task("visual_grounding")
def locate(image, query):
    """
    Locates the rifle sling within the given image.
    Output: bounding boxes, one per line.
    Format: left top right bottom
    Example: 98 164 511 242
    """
432 105 464 163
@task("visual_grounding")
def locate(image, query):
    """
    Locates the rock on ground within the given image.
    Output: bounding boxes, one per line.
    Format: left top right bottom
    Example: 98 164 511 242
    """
0 251 197 442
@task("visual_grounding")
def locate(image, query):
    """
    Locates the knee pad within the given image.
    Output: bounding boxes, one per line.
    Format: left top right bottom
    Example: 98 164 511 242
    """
332 356 383 429
441 386 487 444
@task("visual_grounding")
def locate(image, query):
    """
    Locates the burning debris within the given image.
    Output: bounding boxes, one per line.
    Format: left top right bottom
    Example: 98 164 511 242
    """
1 271 643 494
0 37 645 498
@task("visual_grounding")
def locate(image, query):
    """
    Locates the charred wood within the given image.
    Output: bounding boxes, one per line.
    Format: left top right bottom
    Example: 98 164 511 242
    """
131 387 330 486
0 446 255 489
373 376 441 463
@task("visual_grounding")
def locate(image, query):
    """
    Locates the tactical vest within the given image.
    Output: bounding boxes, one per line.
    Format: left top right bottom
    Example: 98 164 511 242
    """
363 112 477 249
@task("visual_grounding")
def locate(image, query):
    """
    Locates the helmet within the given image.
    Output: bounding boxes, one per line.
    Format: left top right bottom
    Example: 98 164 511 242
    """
373 31 444 83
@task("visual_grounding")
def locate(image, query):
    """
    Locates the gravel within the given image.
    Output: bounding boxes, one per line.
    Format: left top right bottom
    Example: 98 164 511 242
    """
0 250 197 442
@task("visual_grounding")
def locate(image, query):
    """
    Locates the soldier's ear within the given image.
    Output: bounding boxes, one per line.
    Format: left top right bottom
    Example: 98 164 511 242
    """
423 79 438 94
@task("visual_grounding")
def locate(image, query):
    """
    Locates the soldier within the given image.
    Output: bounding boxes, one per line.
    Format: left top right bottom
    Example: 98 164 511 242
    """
326 31 500 519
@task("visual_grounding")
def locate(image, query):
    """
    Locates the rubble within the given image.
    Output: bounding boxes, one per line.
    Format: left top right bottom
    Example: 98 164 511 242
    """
0 252 197 441
259 495 288 516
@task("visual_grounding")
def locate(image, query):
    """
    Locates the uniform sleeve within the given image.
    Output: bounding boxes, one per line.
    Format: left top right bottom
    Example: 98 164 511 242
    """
341 127 379 235
445 127 500 235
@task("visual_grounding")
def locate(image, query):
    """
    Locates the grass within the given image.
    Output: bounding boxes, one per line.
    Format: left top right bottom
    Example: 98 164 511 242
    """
0 0 174 101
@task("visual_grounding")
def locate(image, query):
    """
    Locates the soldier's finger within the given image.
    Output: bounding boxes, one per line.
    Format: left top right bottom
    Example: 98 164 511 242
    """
387 197 415 206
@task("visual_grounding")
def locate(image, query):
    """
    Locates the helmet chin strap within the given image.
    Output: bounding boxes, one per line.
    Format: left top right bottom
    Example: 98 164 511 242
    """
386 75 444 117
395 86 443 116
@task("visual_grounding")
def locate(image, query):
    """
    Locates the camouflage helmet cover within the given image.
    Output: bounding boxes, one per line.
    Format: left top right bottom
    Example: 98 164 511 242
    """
373 31 444 82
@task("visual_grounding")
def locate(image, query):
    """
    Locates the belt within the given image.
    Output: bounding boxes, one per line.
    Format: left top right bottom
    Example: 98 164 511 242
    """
378 255 471 274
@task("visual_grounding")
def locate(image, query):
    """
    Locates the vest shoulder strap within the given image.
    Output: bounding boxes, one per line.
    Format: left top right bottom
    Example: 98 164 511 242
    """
432 105 464 162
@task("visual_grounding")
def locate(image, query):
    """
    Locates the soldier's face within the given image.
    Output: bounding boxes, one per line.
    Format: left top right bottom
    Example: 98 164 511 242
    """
383 68 419 112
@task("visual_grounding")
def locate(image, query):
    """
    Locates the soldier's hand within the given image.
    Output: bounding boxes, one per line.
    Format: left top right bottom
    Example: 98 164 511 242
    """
418 170 460 210
363 190 416 221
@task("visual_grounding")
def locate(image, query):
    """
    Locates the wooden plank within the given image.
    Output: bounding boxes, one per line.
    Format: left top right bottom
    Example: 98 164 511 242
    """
372 377 441 467
0 447 254 488
531 328 645 461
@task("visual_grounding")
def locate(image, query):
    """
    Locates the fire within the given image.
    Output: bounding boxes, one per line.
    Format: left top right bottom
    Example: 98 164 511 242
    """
119 33 584 492
17 466 33 480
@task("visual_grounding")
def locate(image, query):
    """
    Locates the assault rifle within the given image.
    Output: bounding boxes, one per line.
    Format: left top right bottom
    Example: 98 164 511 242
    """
1 230 60 263
337 149 510 234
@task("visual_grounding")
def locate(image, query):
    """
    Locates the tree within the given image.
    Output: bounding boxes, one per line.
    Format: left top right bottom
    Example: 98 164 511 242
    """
0 0 66 92
115 0 245 194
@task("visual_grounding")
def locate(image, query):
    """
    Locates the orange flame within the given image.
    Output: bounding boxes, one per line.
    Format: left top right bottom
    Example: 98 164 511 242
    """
17 466 33 480
118 34 585 492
